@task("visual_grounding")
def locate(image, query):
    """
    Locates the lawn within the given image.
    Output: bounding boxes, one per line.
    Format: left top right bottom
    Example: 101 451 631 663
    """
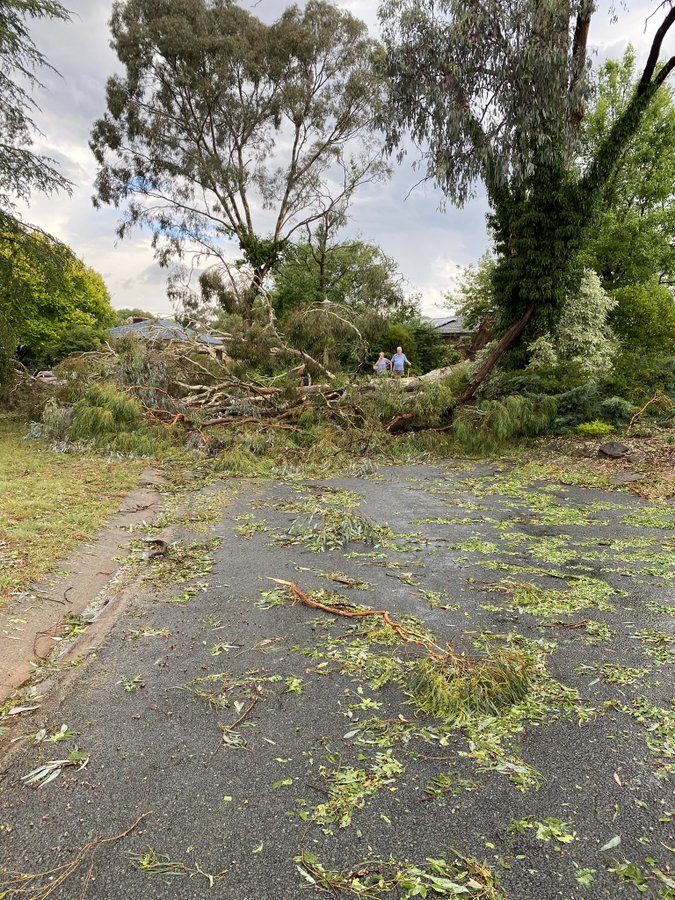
0 416 146 606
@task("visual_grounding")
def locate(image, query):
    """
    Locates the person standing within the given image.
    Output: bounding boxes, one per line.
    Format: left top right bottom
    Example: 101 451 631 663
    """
374 351 390 375
390 346 411 377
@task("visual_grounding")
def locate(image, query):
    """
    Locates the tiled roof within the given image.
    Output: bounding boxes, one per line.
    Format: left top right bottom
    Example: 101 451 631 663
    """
424 315 476 335
109 318 224 345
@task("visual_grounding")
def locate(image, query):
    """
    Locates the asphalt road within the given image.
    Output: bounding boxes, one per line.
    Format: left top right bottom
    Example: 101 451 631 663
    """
1 462 673 899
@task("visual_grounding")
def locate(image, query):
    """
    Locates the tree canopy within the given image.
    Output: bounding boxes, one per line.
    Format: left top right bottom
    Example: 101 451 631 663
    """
581 47 675 291
0 0 71 211
91 0 387 316
0 0 78 379
273 239 412 319
1 227 116 369
379 0 675 404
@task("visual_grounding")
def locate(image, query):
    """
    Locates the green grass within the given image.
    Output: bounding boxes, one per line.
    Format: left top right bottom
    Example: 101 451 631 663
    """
0 416 145 606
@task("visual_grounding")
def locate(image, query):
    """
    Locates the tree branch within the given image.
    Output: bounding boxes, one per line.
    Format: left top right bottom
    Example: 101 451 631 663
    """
641 5 675 88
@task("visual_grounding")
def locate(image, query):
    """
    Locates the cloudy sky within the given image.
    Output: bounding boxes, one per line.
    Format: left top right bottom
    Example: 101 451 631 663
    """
16 0 662 316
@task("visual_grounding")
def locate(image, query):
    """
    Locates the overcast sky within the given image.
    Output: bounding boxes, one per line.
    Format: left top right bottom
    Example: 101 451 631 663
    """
16 0 662 316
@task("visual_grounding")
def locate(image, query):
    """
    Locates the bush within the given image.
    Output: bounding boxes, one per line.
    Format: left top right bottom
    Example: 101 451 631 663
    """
553 383 599 430
38 324 105 367
409 320 453 372
384 322 417 364
607 352 675 405
610 279 675 355
481 360 589 400
575 420 615 436
597 396 635 426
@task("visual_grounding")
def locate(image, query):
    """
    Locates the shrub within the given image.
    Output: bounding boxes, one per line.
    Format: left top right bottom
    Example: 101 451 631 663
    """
575 420 615 436
610 279 675 355
597 396 635 426
481 360 589 399
409 320 452 372
384 322 417 363
527 269 618 377
554 383 599 430
608 353 675 405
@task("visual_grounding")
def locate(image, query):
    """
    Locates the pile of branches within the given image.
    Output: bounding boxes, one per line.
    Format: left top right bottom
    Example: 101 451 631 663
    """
114 341 348 437
49 317 464 443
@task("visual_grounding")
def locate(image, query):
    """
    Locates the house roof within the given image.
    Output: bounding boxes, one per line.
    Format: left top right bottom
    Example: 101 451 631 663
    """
424 315 476 336
109 318 224 346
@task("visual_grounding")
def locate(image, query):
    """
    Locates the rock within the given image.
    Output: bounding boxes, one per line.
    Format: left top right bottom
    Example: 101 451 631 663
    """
611 473 644 485
626 451 646 465
598 441 629 459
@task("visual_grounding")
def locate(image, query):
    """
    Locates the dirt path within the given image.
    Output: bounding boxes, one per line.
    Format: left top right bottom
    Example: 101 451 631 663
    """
0 468 166 700
0 462 673 899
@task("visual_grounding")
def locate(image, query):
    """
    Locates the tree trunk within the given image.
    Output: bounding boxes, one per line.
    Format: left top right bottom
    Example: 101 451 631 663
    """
453 304 535 408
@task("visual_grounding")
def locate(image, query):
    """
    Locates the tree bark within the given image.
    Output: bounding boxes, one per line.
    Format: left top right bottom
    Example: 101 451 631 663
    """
452 304 535 408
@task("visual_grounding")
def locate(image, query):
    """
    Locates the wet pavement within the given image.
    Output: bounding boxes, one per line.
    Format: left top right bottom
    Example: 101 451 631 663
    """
0 461 673 899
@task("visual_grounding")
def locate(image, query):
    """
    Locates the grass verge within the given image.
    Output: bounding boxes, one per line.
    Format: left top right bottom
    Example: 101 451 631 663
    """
0 416 145 607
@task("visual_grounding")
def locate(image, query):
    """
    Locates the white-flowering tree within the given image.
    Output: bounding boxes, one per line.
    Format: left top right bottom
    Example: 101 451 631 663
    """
528 269 617 375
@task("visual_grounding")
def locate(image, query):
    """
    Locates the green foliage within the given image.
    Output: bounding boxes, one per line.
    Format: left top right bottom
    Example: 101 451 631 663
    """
606 354 675 406
452 395 557 453
384 322 416 362
113 337 171 390
610 280 675 355
527 269 617 376
296 849 505 898
274 240 410 318
450 253 497 330
508 817 577 844
407 651 533 724
553 383 598 429
41 397 73 441
285 508 390 553
581 48 675 292
281 303 374 373
45 384 171 456
313 751 403 828
40 324 106 363
0 0 71 210
0 226 115 372
576 420 615 436
379 2 675 361
114 308 155 325
597 396 635 426
355 370 468 432
409 320 456 372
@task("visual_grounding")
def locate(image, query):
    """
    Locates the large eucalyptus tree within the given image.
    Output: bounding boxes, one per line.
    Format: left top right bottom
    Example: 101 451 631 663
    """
379 0 675 403
91 0 386 319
